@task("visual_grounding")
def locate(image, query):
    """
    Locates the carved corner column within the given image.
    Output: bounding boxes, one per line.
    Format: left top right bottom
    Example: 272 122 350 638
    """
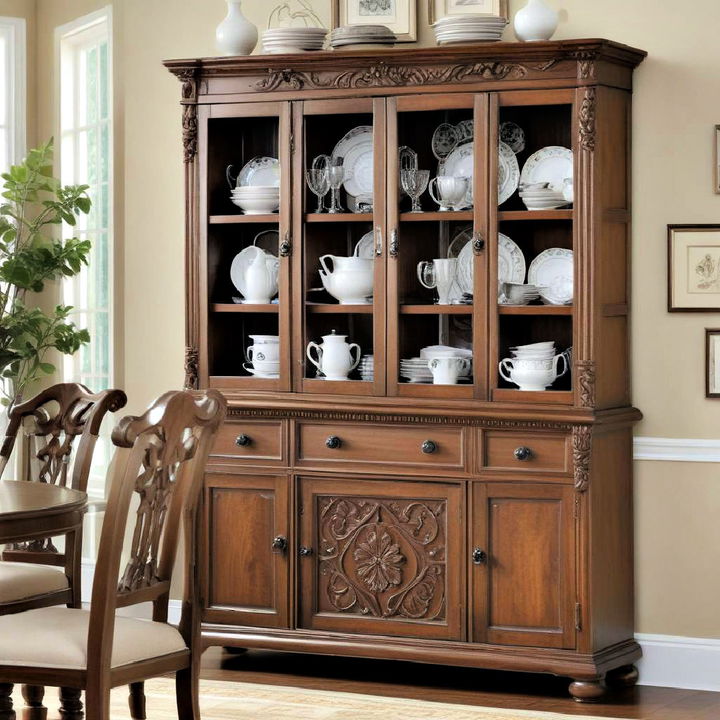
175 68 201 390
573 81 597 409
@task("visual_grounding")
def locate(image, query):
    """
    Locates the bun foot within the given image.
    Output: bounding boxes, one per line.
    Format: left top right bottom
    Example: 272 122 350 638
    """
569 678 606 703
606 664 639 688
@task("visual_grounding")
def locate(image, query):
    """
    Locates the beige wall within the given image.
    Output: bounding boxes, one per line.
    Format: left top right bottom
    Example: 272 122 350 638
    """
7 0 720 638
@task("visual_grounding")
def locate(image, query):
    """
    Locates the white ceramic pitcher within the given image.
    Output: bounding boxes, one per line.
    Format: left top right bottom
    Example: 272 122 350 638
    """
306 330 361 381
243 249 279 304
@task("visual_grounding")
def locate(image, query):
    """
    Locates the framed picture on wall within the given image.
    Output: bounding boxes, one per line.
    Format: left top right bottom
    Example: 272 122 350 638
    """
715 126 720 194
332 0 417 42
706 330 720 397
429 0 509 24
668 225 720 311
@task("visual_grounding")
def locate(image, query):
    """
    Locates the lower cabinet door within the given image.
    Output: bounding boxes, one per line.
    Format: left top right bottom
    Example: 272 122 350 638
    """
203 474 289 628
471 483 576 649
298 477 464 641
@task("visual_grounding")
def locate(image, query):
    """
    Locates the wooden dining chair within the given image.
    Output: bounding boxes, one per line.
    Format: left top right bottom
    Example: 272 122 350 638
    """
0 388 226 720
0 383 127 718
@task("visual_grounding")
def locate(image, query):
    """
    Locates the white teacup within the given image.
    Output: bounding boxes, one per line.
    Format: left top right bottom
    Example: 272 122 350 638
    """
499 354 568 391
428 356 471 385
247 343 279 362
243 362 279 378
428 176 469 211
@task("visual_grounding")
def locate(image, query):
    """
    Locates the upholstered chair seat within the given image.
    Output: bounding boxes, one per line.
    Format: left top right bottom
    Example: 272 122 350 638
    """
0 607 187 669
0 563 69 603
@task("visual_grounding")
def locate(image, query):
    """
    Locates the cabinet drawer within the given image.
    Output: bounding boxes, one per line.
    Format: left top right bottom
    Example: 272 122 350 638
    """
211 420 285 464
296 422 466 473
481 431 570 475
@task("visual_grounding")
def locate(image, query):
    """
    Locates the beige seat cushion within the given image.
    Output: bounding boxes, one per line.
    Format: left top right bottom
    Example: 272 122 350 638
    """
0 607 187 669
0 562 69 603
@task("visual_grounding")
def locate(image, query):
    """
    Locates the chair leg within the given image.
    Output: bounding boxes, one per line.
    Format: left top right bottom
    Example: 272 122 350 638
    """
84 685 110 720
128 682 146 720
0 684 14 720
58 688 83 720
176 662 200 720
20 685 46 720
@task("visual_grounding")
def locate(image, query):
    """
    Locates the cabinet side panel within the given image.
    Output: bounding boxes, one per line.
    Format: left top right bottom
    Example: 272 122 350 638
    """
588 429 635 650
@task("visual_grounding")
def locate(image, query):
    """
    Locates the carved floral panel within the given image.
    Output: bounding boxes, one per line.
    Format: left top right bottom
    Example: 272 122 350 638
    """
316 495 447 622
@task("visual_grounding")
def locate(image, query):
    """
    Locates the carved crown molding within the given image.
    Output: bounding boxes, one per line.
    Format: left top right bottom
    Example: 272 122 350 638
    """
572 425 593 492
254 60 556 93
226 406 576 432
578 87 597 152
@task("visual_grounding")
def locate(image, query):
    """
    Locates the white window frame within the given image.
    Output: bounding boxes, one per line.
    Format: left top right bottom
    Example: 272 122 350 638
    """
56 7 114 508
0 15 26 170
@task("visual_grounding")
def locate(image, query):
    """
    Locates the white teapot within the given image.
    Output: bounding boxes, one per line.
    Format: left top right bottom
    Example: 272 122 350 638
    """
306 330 361 381
243 248 279 304
319 254 373 305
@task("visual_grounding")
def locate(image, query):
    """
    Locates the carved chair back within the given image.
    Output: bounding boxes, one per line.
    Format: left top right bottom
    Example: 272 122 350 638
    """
0 383 128 491
86 390 226 674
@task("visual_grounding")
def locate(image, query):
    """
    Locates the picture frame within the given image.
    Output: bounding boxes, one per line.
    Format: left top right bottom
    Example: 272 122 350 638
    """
715 126 720 194
668 225 720 312
429 0 509 25
706 329 720 397
332 0 417 42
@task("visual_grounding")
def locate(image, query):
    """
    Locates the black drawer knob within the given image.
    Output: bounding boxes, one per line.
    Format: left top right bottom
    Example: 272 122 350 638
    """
472 548 487 565
235 434 252 447
514 446 533 461
299 546 314 557
325 436 342 450
271 535 287 554
421 440 437 454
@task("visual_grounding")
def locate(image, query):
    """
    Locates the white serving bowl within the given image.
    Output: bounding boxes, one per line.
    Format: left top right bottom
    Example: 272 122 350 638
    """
231 196 280 214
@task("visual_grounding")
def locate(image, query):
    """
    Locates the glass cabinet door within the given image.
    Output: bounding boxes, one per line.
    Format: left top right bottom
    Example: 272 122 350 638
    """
292 97 387 396
200 101 292 392
385 94 489 400
489 89 576 405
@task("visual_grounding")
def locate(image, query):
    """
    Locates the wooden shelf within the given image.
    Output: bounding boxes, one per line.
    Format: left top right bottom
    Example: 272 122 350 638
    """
209 376 279 391
306 303 373 314
302 378 375 396
397 384 473 399
400 304 473 315
212 303 279 313
498 305 572 316
209 214 280 224
498 210 573 221
492 388 573 405
399 211 473 222
305 213 372 223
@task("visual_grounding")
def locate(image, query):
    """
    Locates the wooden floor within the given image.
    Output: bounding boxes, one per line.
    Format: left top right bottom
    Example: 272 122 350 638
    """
201 647 720 720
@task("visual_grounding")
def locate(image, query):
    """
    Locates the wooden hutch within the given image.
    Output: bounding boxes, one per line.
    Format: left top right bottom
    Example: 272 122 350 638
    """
165 39 646 701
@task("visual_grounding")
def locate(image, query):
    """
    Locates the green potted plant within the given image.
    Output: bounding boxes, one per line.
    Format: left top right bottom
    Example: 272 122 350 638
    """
0 139 92 407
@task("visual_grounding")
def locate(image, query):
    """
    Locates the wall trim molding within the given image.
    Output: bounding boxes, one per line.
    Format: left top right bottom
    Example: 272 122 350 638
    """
634 436 720 463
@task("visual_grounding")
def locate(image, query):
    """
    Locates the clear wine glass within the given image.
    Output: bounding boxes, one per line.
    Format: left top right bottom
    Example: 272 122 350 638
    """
327 159 345 214
401 169 430 213
306 168 330 214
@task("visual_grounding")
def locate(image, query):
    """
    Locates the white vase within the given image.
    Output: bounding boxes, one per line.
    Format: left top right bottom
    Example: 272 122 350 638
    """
215 0 257 56
513 0 559 42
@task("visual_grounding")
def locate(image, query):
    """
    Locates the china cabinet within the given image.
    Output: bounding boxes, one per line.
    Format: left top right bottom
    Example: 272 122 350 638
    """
165 39 646 701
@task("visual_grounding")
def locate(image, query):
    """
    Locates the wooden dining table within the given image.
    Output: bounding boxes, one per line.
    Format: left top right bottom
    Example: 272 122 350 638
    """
0 480 87 545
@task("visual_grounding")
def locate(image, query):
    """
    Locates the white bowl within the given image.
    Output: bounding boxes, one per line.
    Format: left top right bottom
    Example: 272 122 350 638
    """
231 196 280 214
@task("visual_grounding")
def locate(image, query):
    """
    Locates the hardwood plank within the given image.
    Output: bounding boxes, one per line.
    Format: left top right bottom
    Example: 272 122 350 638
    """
209 214 280 224
498 305 573 316
305 303 373 314
399 211 474 222
212 303 279 313
399 304 473 315
304 213 372 223
499 210 574 221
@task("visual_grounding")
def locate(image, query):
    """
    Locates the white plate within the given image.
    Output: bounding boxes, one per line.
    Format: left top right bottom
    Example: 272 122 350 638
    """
457 237 474 296
500 121 525 154
520 146 573 191
498 233 526 288
230 245 265 297
528 248 574 305
354 230 375 259
498 141 520 205
332 126 373 198
431 123 459 160
238 157 280 187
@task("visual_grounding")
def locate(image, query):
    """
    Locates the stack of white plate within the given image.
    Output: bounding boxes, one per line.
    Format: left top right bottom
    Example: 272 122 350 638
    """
262 27 327 54
359 355 373 382
500 282 543 305
509 341 557 361
230 186 280 215
432 14 508 45
519 182 567 210
330 25 396 50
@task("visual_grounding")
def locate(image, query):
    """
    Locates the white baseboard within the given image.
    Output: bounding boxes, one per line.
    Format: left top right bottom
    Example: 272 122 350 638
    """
634 436 720 463
636 633 720 691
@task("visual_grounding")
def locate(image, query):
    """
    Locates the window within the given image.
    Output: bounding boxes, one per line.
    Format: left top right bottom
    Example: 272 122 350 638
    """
0 16 26 173
58 8 113 500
